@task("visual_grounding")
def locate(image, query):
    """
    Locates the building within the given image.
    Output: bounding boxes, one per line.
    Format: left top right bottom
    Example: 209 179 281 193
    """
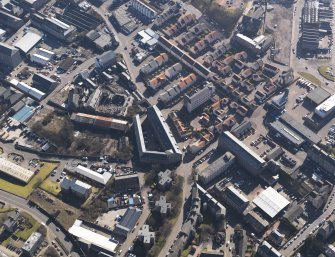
306 87 331 106
234 33 272 55
140 53 169 75
308 145 335 175
324 245 335 257
233 228 247 257
155 196 171 216
0 158 34 184
86 30 112 50
3 210 21 233
158 169 172 191
268 230 285 247
130 0 157 19
301 0 320 50
198 152 236 185
138 225 155 247
69 220 117 255
253 187 290 219
222 186 249 214
269 120 305 147
184 82 215 112
218 131 267 176
20 0 49 10
244 210 269 233
257 241 282 257
31 13 77 41
315 94 335 118
114 174 140 193
71 113 129 132
14 32 42 54
0 10 24 30
31 48 55 66
0 42 22 68
231 121 254 139
75 165 112 185
197 184 226 219
32 73 56 92
21 232 43 256
10 79 45 101
95 50 116 71
318 219 335 240
60 178 92 199
114 207 142 237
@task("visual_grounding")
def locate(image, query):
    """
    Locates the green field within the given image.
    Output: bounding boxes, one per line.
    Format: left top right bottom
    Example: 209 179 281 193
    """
298 72 321 86
0 162 58 199
40 179 61 196
318 66 334 82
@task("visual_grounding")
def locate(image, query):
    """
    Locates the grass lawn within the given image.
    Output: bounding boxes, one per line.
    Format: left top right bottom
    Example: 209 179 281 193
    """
298 72 321 86
318 66 334 82
0 162 58 199
15 212 40 241
40 179 61 196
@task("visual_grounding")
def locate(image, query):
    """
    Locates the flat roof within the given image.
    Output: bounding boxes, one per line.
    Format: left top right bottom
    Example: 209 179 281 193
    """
306 87 331 105
69 220 117 254
253 187 290 218
280 113 321 144
14 32 42 54
270 120 304 147
0 158 34 183
76 165 112 185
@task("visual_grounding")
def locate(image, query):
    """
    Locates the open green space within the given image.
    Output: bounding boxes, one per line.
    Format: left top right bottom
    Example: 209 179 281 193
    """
0 162 58 199
40 179 61 196
298 72 321 86
318 66 334 82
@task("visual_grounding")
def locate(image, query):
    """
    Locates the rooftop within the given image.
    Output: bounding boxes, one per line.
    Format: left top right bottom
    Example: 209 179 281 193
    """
14 32 42 54
0 158 34 183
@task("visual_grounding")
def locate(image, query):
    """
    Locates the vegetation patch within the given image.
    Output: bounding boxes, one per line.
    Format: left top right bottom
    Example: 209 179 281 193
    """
0 162 58 199
318 66 334 82
15 212 40 241
40 179 61 196
298 72 321 86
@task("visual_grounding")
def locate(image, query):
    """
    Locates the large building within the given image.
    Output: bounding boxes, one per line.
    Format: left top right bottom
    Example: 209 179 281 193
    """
0 158 34 184
314 94 335 118
60 178 92 199
198 152 236 185
10 79 45 101
253 187 290 219
0 42 22 69
133 105 182 165
301 0 320 50
114 207 142 237
257 241 282 257
222 186 249 214
114 174 140 193
75 165 112 185
130 0 157 19
234 33 272 54
14 32 42 54
184 82 215 113
95 50 116 71
218 131 267 176
21 232 43 256
0 10 24 30
71 113 129 132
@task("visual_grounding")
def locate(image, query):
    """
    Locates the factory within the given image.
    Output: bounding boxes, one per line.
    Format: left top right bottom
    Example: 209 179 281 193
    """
14 32 42 54
0 158 34 184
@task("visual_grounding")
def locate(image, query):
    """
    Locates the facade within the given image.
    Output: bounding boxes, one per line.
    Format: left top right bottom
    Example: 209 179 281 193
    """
130 0 157 19
198 152 236 185
218 131 267 176
0 42 22 69
22 232 43 256
184 82 215 112
114 174 140 193
60 178 92 199
222 186 249 213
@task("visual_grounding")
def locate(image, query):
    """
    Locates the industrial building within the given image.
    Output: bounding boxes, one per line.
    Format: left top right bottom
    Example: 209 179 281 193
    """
31 48 55 66
130 0 158 19
184 82 215 113
218 131 267 176
314 94 335 118
301 0 320 50
0 10 24 30
70 113 129 132
244 211 269 233
253 187 290 219
86 30 112 50
114 207 142 237
32 73 56 92
60 178 92 199
307 145 335 175
75 165 112 185
21 232 43 257
10 79 45 101
0 42 22 69
222 186 249 214
198 152 236 185
69 220 118 256
14 32 42 54
95 50 116 71
269 120 305 147
0 157 34 184
306 87 331 105
114 174 140 193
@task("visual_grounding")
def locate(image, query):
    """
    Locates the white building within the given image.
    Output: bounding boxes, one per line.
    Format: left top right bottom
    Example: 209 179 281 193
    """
184 82 215 112
75 165 112 185
140 53 169 75
14 32 42 54
315 94 335 118
22 232 43 256
10 79 45 101
30 54 49 66
130 0 157 19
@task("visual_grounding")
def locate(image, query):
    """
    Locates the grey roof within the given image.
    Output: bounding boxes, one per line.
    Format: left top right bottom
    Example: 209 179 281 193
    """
258 241 282 257
224 186 249 208
118 207 142 230
306 87 331 105
231 120 254 138
0 42 18 56
158 169 172 187
60 178 91 196
32 73 56 85
155 196 171 214
22 232 42 252
271 91 288 108
269 120 305 146
96 50 116 68
283 204 304 222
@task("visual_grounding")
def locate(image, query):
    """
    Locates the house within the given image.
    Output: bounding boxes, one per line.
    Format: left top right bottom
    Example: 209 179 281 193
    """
60 178 92 199
154 196 171 216
138 224 155 247
158 169 173 191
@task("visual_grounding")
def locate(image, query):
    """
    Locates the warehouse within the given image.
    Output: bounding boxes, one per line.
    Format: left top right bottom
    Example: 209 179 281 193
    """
114 207 142 238
14 32 42 54
0 158 34 184
306 87 331 105
253 187 290 219
10 79 45 101
269 120 305 147
75 165 112 185
32 73 56 92
315 94 335 118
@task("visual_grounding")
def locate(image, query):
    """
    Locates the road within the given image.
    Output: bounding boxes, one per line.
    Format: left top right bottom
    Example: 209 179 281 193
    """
281 186 335 256
0 190 80 257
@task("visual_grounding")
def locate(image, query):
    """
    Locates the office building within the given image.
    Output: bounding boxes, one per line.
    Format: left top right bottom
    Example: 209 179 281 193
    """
218 131 267 176
0 42 22 68
198 152 235 185
155 196 171 216
22 232 43 256
184 82 215 112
